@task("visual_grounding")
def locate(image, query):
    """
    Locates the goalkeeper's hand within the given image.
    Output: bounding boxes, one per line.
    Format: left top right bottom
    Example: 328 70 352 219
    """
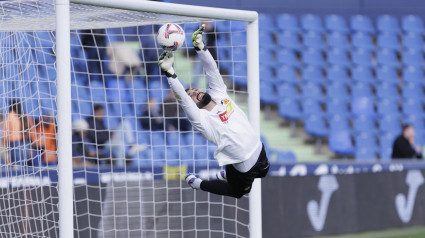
192 24 205 51
158 51 175 76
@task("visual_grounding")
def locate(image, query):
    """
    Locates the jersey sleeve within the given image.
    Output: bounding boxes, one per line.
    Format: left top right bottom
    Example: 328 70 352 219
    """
166 76 203 128
197 49 227 95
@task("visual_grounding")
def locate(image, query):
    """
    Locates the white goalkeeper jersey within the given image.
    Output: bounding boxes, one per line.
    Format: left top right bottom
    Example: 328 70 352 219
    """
166 49 262 166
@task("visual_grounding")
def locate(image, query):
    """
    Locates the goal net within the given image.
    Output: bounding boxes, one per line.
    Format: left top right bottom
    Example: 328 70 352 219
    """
0 0 257 237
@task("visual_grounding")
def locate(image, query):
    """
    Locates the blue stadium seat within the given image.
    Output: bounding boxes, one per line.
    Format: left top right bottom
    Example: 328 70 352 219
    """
260 83 277 104
89 80 106 103
259 31 275 49
352 65 374 85
328 114 350 131
355 146 377 161
301 83 324 101
402 33 424 51
232 47 247 61
351 96 376 118
402 15 425 33
377 15 401 33
278 98 302 120
275 151 297 162
355 132 378 150
329 130 355 155
302 48 325 67
402 49 424 67
377 32 401 51
231 31 247 46
277 49 299 68
152 146 166 166
276 82 298 99
165 132 180 146
327 32 350 49
151 132 165 146
376 66 399 85
402 98 424 115
403 66 425 85
325 14 349 33
304 114 328 137
303 31 325 49
230 21 246 32
353 116 377 135
276 14 300 32
327 48 350 67
379 132 398 160
165 147 180 166
233 62 248 86
379 114 401 133
351 32 375 50
377 98 400 116
351 82 373 99
302 97 323 116
352 48 374 67
327 65 349 84
277 66 299 84
301 14 324 32
326 98 349 116
180 146 194 162
376 83 399 101
350 15 375 34
260 65 275 81
302 65 325 84
402 83 425 101
259 14 276 32
260 48 276 67
277 31 301 50
326 82 349 100
376 48 400 68
404 114 425 133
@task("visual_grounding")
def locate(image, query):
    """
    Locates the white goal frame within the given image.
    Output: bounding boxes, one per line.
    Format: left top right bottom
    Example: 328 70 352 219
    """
56 0 261 237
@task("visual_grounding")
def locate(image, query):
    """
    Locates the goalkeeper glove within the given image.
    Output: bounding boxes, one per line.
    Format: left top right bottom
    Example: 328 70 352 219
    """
158 51 176 77
192 24 205 51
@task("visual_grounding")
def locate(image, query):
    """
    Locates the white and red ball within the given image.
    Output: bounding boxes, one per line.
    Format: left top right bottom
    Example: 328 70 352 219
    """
157 23 185 51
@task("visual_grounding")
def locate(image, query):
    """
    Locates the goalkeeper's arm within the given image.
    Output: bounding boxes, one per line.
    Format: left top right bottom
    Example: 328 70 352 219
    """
158 51 202 126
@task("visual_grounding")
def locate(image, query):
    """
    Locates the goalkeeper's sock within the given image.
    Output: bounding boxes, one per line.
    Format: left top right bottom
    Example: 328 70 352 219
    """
216 170 227 181
185 174 202 190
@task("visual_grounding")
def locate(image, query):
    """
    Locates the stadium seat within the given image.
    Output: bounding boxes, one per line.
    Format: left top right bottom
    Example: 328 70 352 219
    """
327 48 350 67
276 82 299 99
326 32 350 49
301 82 324 101
303 31 325 49
302 65 325 84
276 66 299 84
351 82 374 99
89 80 107 103
276 14 300 32
402 15 425 33
376 48 400 68
379 114 401 133
277 49 299 68
376 66 399 85
350 15 375 34
302 97 323 116
301 14 324 32
329 130 355 156
351 32 375 50
403 66 425 85
180 146 195 162
327 65 349 84
404 114 425 133
377 15 401 33
165 131 180 146
260 48 276 67
402 32 424 51
351 96 376 118
232 46 247 61
353 116 377 135
355 146 377 161
401 83 425 101
259 14 276 32
402 49 424 67
260 65 275 81
351 65 374 85
402 98 424 115
377 98 400 116
377 32 401 51
277 31 301 50
230 20 246 32
379 132 398 160
304 114 328 137
233 62 248 86
355 132 378 152
275 151 297 162
151 132 165 146
231 31 247 46
328 114 350 131
376 83 399 101
351 48 374 67
260 83 277 104
278 98 302 120
259 31 275 48
165 146 180 166
302 48 325 67
326 82 349 101
325 14 349 33
326 98 349 116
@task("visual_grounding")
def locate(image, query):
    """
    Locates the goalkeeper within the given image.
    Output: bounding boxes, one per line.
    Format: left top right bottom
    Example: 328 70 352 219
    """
158 24 269 199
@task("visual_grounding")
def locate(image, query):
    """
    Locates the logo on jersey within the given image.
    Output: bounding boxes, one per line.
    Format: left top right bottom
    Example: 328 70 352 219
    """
218 99 234 123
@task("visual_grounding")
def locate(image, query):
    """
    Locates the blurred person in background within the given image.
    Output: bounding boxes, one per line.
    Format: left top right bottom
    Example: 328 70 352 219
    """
392 124 422 159
31 115 57 166
140 98 164 131
72 119 97 167
162 90 191 132
81 29 107 82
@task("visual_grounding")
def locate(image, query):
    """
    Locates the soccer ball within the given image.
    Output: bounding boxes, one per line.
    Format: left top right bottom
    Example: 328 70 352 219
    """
157 23 185 51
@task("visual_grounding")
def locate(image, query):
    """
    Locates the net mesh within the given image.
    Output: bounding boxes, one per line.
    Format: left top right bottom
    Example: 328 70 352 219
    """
0 0 250 237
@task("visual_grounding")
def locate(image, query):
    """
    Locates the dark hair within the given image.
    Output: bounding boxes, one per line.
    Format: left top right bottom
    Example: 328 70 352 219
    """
9 100 22 115
93 104 104 112
402 124 413 132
